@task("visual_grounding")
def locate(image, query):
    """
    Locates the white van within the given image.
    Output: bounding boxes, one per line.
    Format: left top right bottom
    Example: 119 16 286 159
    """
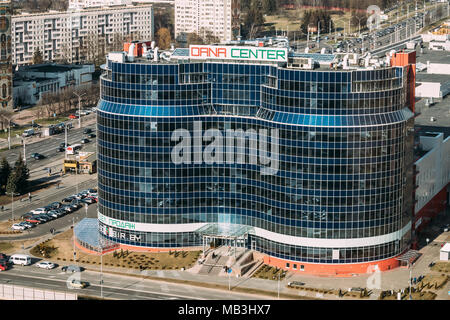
9 254 32 266
22 129 35 137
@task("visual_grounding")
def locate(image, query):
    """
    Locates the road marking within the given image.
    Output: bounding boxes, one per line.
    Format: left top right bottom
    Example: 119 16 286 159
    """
160 284 169 292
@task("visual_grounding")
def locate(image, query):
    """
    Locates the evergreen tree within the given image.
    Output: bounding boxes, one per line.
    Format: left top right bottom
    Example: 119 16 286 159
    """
0 157 11 194
6 155 29 195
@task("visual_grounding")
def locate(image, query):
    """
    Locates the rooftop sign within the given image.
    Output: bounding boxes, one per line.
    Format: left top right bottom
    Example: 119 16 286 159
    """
189 45 288 62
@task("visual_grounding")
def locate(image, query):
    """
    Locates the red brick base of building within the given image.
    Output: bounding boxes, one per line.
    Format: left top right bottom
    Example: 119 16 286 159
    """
262 254 403 277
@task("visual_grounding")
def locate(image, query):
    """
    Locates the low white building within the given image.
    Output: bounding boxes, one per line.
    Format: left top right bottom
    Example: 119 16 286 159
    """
428 40 450 51
440 243 450 261
414 132 450 233
13 63 94 106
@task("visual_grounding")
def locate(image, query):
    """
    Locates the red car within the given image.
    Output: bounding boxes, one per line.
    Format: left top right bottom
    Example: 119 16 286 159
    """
68 114 78 119
0 260 8 271
26 217 42 224
86 196 97 202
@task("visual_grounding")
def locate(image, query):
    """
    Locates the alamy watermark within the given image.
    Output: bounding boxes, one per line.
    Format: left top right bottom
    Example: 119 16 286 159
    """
170 121 279 175
367 5 382 31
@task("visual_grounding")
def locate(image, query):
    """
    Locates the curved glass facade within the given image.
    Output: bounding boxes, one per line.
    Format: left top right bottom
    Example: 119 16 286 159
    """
97 59 414 264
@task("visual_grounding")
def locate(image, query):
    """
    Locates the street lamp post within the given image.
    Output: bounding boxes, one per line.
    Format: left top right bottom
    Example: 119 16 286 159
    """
22 138 26 164
8 120 11 150
277 272 280 299
74 92 86 129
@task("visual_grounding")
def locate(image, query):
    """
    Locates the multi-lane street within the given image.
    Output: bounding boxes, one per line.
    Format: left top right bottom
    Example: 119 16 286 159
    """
0 263 271 300
2 121 97 172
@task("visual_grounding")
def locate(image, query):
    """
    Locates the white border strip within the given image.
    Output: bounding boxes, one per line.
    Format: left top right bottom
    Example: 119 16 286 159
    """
98 212 410 249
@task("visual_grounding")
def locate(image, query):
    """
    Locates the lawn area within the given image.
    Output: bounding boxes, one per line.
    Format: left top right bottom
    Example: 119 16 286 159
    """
31 229 202 270
431 261 450 273
252 264 288 280
0 126 27 140
264 13 301 32
0 237 42 255
0 219 24 235
35 116 71 126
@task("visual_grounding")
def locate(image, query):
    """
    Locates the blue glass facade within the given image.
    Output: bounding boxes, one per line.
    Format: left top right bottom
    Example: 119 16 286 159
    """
97 58 414 264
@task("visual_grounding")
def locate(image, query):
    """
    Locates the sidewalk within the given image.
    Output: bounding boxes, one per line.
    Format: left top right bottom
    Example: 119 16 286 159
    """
0 155 97 218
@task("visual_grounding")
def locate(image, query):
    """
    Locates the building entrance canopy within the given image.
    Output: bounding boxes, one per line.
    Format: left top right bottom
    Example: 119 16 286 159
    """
195 223 253 240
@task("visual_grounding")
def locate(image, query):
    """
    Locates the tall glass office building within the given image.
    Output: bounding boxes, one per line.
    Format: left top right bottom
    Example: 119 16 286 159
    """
96 41 416 274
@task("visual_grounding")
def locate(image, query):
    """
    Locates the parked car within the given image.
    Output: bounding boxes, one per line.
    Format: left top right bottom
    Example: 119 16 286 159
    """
86 133 96 139
46 211 59 219
11 223 26 231
34 215 50 223
41 213 55 221
0 260 9 271
60 205 74 213
0 253 7 260
86 196 97 203
31 208 48 215
60 142 70 148
49 202 62 209
57 147 65 152
68 279 88 289
9 254 31 266
62 196 75 203
21 212 34 220
22 129 35 137
68 114 78 119
81 138 90 144
70 201 82 209
83 128 92 134
26 216 43 224
80 198 95 205
35 261 56 270
19 221 35 228
62 265 83 273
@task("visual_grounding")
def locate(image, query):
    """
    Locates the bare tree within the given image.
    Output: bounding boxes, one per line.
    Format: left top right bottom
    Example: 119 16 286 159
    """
0 110 13 131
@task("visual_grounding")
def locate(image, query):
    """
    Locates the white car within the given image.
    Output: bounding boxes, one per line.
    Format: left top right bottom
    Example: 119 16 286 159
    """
31 208 47 214
11 223 26 231
35 261 55 269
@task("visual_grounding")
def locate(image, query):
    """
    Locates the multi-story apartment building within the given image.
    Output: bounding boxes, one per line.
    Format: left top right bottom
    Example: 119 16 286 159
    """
11 4 154 65
69 0 132 10
0 0 12 110
175 0 239 43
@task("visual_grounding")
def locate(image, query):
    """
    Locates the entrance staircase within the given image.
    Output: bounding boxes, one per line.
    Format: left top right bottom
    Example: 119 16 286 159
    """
195 246 263 278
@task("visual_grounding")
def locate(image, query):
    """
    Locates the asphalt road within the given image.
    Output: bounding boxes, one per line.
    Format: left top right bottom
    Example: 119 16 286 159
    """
0 264 271 300
3 122 97 172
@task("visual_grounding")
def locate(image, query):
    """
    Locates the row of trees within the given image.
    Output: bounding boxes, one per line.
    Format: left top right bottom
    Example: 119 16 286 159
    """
13 0 68 13
33 83 99 120
300 9 334 34
0 156 29 196
278 0 398 10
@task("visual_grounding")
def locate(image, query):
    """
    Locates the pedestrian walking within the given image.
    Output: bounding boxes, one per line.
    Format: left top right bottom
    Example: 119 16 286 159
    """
1 205 3 212
28 192 31 202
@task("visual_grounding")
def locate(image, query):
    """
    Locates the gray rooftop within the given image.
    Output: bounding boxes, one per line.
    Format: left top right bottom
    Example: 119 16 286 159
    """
416 48 450 64
414 95 450 138
416 73 450 84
